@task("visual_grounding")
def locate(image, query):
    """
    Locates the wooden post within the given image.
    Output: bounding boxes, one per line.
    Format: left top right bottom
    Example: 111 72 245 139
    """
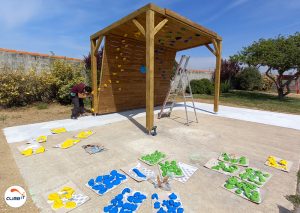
146 9 155 133
91 39 98 114
214 40 222 113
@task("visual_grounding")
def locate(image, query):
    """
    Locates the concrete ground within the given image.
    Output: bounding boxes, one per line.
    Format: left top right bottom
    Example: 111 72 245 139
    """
6 110 300 212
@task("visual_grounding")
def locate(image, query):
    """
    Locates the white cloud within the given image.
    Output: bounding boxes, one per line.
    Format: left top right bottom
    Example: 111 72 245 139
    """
0 0 42 29
203 0 249 23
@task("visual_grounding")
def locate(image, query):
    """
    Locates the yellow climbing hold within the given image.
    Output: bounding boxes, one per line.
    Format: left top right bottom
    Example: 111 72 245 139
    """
60 139 80 149
120 53 123 56
116 48 120 51
35 146 45 154
52 199 64 209
280 159 287 166
108 80 112 83
118 65 121 68
104 84 108 88
76 130 93 139
122 40 126 43
91 108 94 112
97 88 100 91
65 201 77 209
48 192 59 201
51 127 67 134
36 135 47 143
118 88 122 91
113 73 117 76
121 69 124 72
115 56 119 59
124 44 128 48
123 33 128 37
21 148 33 156
116 81 119 83
123 57 126 61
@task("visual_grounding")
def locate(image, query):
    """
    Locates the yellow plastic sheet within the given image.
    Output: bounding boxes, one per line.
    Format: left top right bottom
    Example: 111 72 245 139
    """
51 127 67 134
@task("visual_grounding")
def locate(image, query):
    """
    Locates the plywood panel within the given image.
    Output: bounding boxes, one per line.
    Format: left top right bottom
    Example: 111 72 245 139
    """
97 34 176 114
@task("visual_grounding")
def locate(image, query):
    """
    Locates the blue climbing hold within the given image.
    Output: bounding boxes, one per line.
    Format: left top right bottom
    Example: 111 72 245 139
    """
169 193 177 200
123 202 131 209
158 208 167 213
151 193 158 200
177 207 184 213
110 170 118 176
103 204 113 212
140 65 146 74
122 188 131 194
174 202 180 207
162 200 168 206
88 178 95 187
167 206 176 212
92 184 102 190
106 183 113 189
112 179 121 186
127 196 134 203
139 194 146 200
117 174 127 180
117 200 124 207
169 199 174 206
95 175 103 183
111 198 118 206
154 201 160 209
98 185 107 194
116 194 123 200
103 175 110 180
109 206 118 213
132 168 146 178
103 178 111 185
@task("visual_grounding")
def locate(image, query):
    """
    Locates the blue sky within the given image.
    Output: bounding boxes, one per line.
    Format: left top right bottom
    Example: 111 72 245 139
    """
0 0 299 69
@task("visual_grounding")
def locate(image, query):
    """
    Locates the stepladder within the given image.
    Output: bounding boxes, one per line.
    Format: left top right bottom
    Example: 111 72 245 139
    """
158 55 198 125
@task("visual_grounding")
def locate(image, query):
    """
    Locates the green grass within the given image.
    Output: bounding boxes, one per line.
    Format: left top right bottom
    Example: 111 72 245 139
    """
0 114 8 122
193 90 300 115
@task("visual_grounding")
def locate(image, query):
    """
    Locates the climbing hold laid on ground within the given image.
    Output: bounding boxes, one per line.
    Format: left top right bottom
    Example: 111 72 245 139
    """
51 127 67 134
65 201 76 208
141 150 166 165
35 146 45 154
36 135 47 143
21 148 33 156
76 130 94 139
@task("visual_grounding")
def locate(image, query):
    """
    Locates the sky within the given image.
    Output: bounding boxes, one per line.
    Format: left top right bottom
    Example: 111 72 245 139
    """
0 0 299 69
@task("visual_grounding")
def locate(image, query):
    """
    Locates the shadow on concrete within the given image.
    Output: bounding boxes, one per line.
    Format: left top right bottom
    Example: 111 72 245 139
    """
277 205 292 213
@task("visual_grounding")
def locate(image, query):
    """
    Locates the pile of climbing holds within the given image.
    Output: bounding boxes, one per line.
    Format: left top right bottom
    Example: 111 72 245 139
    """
103 188 147 213
87 170 127 195
47 186 77 210
224 176 261 203
151 192 184 213
159 160 183 177
239 167 271 187
141 150 166 165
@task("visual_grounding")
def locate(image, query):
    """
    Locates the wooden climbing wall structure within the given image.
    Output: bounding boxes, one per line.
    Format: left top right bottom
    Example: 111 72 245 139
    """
98 34 176 114
90 3 222 133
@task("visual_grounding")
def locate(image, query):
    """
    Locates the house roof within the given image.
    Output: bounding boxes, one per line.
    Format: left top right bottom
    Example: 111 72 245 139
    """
91 3 222 51
0 48 82 62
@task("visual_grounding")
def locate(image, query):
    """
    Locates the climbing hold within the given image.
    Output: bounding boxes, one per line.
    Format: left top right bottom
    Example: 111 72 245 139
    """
65 201 76 209
118 65 121 68
113 73 117 76
35 146 45 154
154 201 160 209
123 33 128 37
108 80 112 83
122 188 131 194
140 66 146 74
103 84 108 87
120 69 124 72
116 48 120 51
36 135 47 143
169 193 177 200
116 81 119 83
195 33 201 37
124 44 129 48
151 193 159 200
122 40 126 43
115 56 119 59
21 148 33 156
123 57 126 61
120 53 123 56
118 88 122 91
52 199 64 209
132 168 146 178
88 179 95 186
175 37 182 40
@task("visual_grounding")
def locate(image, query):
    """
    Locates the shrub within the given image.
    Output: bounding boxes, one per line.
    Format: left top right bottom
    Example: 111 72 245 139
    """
0 60 86 107
235 67 262 90
187 79 214 95
260 74 274 91
0 68 56 107
221 80 231 93
50 60 85 104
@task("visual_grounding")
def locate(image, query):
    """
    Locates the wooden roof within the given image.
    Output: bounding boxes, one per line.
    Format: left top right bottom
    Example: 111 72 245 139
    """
91 3 222 51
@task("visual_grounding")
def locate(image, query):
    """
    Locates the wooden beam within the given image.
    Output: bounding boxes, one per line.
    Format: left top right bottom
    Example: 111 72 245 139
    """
214 40 222 113
94 36 103 56
132 19 145 36
97 41 106 104
153 18 168 35
212 39 220 56
91 39 98 114
146 9 155 133
90 4 155 40
205 44 216 56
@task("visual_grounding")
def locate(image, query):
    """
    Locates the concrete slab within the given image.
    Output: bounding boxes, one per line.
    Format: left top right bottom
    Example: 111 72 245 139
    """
3 102 300 144
7 111 300 212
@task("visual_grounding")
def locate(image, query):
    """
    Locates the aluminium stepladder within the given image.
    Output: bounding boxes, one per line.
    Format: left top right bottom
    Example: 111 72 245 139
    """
158 55 198 125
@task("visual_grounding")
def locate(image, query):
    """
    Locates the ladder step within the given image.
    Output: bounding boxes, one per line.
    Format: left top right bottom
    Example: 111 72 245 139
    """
184 95 193 98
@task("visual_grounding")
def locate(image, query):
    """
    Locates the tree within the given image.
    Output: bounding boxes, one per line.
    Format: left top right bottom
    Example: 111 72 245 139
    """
231 32 300 99
83 47 103 86
219 59 242 83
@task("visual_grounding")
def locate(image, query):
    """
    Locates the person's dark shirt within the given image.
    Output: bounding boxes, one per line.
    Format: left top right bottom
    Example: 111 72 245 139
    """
71 83 85 94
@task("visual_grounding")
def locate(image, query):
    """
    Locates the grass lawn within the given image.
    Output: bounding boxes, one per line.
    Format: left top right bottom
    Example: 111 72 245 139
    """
193 90 300 115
